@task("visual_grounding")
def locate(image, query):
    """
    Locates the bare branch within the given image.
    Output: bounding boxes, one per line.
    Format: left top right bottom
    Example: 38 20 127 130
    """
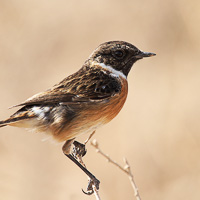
84 130 96 145
92 184 101 200
123 158 141 200
91 139 141 200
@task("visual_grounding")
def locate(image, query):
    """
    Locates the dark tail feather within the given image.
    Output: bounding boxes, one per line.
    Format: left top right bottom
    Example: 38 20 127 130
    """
0 110 36 128
0 106 37 128
0 120 8 128
0 116 28 127
0 116 29 128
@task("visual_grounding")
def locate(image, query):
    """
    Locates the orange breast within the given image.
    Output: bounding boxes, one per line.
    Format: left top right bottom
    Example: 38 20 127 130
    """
94 77 128 123
54 78 128 142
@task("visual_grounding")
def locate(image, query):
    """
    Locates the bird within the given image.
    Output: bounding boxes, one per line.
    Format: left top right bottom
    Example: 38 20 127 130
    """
0 41 155 193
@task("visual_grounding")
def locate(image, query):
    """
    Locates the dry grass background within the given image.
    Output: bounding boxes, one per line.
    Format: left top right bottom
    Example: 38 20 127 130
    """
0 0 200 199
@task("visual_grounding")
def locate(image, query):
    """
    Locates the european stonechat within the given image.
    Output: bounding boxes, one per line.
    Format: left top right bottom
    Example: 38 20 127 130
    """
0 41 155 193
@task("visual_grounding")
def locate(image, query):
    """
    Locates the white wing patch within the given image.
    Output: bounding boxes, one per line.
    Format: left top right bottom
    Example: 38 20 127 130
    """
32 106 50 119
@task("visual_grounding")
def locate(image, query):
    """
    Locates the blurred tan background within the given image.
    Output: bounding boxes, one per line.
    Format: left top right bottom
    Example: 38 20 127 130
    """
0 0 200 199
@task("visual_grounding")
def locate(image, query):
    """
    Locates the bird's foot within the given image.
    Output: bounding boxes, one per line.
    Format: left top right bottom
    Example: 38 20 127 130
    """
82 177 100 195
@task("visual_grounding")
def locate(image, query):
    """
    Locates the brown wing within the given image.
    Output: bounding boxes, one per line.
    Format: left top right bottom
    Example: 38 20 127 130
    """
13 66 122 107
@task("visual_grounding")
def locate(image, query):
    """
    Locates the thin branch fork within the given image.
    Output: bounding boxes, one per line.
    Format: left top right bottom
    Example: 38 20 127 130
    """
91 139 141 200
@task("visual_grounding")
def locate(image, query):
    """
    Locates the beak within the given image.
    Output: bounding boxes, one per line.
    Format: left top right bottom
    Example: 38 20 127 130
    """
135 51 156 59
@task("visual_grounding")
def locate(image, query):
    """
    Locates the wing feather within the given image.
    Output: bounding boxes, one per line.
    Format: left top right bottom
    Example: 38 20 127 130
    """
12 67 122 107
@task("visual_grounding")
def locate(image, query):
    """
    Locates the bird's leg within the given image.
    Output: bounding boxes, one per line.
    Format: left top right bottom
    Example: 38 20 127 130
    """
72 141 87 167
72 141 87 158
62 139 75 155
72 130 96 160
62 139 100 195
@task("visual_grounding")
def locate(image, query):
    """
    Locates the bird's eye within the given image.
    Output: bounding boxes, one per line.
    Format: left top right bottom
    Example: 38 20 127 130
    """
113 50 125 59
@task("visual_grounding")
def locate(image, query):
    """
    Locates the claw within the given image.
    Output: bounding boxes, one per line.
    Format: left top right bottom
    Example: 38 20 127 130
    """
81 177 100 195
82 188 94 195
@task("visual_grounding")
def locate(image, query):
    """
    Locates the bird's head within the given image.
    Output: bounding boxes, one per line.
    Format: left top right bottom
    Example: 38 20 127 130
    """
89 41 156 77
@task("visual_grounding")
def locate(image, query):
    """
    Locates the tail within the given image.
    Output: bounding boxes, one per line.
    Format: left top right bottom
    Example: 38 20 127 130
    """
0 119 9 128
0 107 36 128
0 118 21 128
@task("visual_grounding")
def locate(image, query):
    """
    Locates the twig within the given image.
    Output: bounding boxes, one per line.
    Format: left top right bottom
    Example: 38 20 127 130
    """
91 139 141 200
92 184 101 200
123 158 140 200
84 130 96 145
